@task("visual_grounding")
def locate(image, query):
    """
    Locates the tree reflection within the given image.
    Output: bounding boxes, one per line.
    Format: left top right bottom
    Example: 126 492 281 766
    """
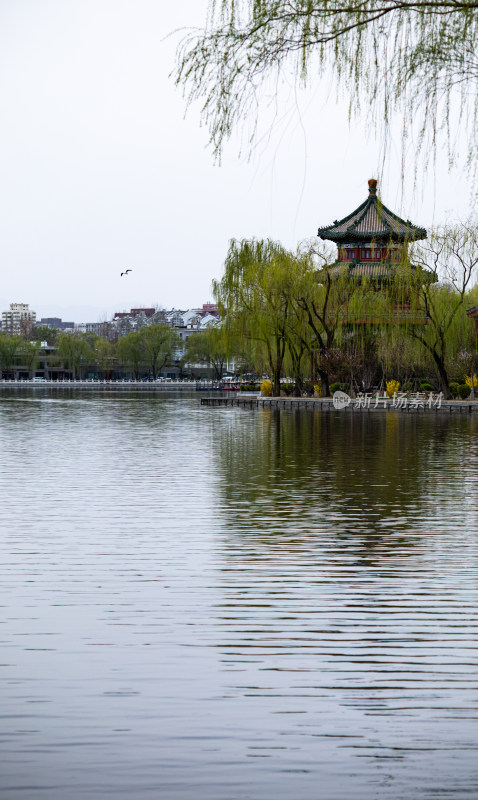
213 408 478 550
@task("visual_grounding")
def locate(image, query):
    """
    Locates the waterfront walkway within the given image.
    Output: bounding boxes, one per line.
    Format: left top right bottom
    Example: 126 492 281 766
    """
201 395 478 414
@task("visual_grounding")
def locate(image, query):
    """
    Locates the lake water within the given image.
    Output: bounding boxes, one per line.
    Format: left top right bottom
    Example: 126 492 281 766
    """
1 391 478 799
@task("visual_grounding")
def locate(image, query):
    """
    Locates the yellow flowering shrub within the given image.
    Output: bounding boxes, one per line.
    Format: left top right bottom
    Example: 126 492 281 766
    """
314 384 322 397
386 379 400 398
260 379 273 396
465 375 478 389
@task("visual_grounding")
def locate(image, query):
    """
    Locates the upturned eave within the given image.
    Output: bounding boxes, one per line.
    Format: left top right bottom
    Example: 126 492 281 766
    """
318 184 427 243
316 260 435 284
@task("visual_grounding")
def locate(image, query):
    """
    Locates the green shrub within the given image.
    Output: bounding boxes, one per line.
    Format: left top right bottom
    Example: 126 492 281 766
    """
240 383 258 392
449 381 461 398
458 384 471 399
329 382 345 393
420 382 434 392
281 382 294 396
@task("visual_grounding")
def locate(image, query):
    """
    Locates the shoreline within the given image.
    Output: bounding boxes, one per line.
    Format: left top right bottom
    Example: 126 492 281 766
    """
1 383 477 414
200 395 478 414
0 380 215 392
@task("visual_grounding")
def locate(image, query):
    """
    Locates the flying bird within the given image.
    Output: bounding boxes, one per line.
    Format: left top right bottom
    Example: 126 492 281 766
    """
120 269 132 276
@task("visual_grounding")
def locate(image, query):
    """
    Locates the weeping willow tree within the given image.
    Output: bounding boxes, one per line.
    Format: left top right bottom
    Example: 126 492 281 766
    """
283 290 315 394
214 239 301 395
0 334 23 378
336 220 478 395
295 240 355 395
375 326 432 387
278 246 332 394
175 0 478 171
57 333 94 380
214 237 362 395
408 220 478 396
94 338 116 379
214 236 360 395
183 325 229 379
16 340 41 379
117 331 145 379
322 236 478 396
140 325 182 379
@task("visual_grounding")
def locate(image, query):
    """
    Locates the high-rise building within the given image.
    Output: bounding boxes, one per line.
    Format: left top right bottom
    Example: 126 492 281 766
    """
1 303 36 336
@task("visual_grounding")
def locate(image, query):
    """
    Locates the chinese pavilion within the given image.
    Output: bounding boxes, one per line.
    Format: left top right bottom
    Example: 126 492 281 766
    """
317 178 434 323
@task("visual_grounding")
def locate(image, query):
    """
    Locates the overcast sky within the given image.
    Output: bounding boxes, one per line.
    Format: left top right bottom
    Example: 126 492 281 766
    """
0 0 473 322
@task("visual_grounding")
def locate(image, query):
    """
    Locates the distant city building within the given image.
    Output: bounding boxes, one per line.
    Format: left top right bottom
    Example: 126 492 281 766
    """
131 307 156 318
200 303 218 316
75 322 102 334
166 309 186 327
2 303 36 336
201 313 219 328
181 310 203 328
113 308 156 320
62 305 222 343
39 317 75 331
0 304 219 339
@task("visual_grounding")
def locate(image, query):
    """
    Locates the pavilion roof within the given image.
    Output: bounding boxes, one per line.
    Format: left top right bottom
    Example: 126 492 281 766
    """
318 179 427 243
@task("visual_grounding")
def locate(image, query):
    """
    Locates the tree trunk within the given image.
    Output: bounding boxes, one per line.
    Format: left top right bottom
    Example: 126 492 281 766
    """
290 352 304 396
272 369 281 397
213 360 224 380
432 351 451 399
318 368 330 397
293 375 304 397
270 338 284 396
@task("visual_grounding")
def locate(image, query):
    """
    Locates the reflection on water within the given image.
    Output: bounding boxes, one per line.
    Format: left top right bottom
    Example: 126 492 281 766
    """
1 392 478 799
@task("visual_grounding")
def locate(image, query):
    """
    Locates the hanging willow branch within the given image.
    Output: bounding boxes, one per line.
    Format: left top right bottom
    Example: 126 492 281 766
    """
175 0 478 170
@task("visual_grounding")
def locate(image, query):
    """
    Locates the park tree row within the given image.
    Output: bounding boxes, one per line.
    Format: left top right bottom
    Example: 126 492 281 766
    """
0 325 183 380
0 320 229 381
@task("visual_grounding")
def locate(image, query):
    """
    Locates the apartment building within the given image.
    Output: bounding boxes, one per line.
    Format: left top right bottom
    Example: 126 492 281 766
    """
2 303 36 336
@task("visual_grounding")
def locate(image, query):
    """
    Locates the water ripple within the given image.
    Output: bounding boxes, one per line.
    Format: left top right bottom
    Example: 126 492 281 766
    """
1 394 477 798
